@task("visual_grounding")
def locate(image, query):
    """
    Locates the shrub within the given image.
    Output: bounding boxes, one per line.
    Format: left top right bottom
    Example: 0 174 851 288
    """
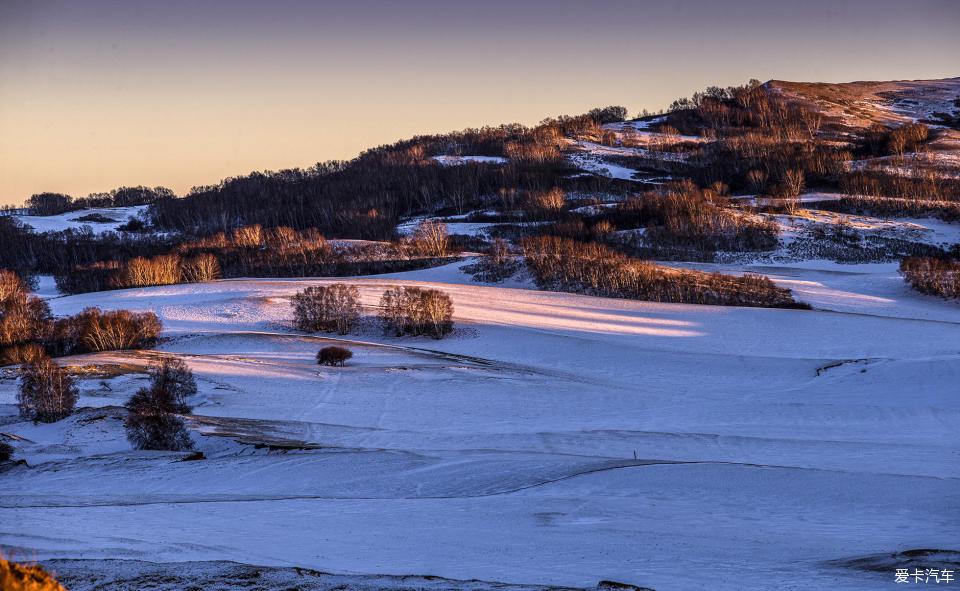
117 216 148 233
17 353 78 423
0 294 51 362
0 270 28 305
124 386 193 451
0 440 12 463
524 188 566 219
77 307 162 352
465 238 520 282
180 253 221 283
378 286 454 338
147 357 197 413
605 182 779 256
409 219 449 257
0 555 67 591
522 235 805 309
122 254 182 287
317 346 353 366
900 257 960 299
1 343 46 366
291 283 361 335
124 359 196 451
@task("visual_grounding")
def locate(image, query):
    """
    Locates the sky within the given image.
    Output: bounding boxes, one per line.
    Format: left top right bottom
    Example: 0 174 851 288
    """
1 0 958 205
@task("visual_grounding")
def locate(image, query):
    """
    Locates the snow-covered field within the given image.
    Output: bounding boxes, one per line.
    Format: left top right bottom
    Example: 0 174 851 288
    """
431 155 508 166
2 261 958 590
10 205 148 234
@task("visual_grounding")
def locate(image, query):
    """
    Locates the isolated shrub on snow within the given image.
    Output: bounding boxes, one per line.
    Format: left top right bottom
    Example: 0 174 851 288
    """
0 554 67 591
317 346 353 367
291 283 361 335
17 353 78 423
378 286 454 339
124 359 196 451
147 357 197 413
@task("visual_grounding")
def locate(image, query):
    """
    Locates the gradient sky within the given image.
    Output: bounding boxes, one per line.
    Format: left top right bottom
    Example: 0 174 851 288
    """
1 0 958 205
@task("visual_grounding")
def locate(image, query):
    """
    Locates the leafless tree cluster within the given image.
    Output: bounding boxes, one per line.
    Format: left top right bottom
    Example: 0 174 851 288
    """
522 235 805 308
58 223 463 295
1 284 161 362
464 238 521 282
124 358 195 451
900 257 960 299
597 181 779 256
147 357 198 412
291 284 361 335
17 353 78 423
523 188 567 219
70 308 162 352
840 170 956 203
407 220 449 257
379 286 455 339
667 80 823 140
860 123 931 157
887 124 930 158
0 270 51 363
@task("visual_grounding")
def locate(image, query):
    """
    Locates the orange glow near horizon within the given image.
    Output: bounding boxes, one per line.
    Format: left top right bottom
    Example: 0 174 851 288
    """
1 0 958 205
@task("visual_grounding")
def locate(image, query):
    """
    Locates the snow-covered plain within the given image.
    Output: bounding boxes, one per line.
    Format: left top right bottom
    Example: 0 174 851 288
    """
1 261 958 590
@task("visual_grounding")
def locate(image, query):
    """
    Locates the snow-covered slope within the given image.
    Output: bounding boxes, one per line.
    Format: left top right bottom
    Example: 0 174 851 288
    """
10 205 148 234
2 261 958 590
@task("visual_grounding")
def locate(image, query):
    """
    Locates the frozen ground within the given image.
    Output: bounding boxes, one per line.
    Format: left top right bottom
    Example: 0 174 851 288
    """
1 261 958 590
10 205 148 234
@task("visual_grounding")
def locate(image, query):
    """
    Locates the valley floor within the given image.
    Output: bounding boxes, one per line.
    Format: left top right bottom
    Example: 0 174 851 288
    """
1 260 958 590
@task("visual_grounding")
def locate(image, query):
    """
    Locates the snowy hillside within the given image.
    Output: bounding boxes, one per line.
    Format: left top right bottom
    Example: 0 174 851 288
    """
2 260 958 590
9 205 148 235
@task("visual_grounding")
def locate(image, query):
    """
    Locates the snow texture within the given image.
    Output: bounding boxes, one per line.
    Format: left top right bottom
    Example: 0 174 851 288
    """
1 259 958 590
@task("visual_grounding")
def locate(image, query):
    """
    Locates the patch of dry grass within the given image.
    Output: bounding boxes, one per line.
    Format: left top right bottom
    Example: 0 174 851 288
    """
0 556 67 591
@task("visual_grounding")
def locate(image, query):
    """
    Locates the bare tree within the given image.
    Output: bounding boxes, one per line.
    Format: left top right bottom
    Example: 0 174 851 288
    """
0 270 28 305
180 253 221 283
746 169 768 195
378 286 454 339
124 359 196 451
410 220 449 257
147 357 197 413
79 308 162 352
291 284 361 335
18 354 78 423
